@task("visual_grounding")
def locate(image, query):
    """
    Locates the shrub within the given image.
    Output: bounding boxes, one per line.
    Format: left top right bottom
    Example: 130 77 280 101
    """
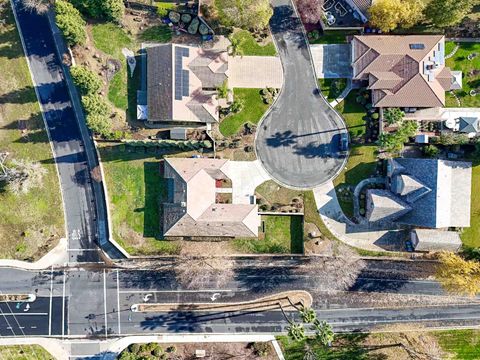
423 144 439 157
230 99 244 113
157 4 169 17
69 0 124 22
152 345 163 357
86 114 112 137
252 342 270 357
214 0 273 30
81 94 110 117
128 343 140 354
55 0 86 46
384 107 405 125
371 113 379 120
438 133 470 146
70 66 102 95
166 346 176 353
217 80 229 98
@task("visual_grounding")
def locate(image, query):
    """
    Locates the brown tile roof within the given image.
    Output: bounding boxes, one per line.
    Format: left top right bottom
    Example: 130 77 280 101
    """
163 158 260 238
352 35 453 108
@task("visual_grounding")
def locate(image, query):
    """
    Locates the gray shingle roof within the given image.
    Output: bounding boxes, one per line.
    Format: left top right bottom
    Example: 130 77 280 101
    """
147 44 173 121
459 117 479 134
366 189 412 223
412 229 462 252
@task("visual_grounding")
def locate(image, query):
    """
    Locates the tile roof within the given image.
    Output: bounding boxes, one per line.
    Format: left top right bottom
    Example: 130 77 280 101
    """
352 35 455 108
163 158 260 238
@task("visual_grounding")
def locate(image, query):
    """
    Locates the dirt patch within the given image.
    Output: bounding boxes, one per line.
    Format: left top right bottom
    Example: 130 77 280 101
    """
134 290 313 312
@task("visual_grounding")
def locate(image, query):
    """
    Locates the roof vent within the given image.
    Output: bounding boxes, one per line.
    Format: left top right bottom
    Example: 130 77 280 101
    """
181 201 186 207
410 43 425 50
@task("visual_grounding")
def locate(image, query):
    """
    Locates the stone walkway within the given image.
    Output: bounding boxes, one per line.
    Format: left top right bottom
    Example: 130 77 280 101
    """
313 181 406 252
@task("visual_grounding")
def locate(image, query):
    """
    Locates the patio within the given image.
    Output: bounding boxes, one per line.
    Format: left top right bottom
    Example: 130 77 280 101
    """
322 0 364 28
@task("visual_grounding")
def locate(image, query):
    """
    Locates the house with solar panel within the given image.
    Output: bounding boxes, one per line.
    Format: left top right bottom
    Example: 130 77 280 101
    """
351 35 462 110
141 43 283 125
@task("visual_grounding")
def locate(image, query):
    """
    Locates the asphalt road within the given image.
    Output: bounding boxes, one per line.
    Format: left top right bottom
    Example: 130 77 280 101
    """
255 0 347 189
10 0 123 262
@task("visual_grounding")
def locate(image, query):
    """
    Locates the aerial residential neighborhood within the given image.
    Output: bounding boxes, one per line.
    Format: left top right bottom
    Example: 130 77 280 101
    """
2 0 480 359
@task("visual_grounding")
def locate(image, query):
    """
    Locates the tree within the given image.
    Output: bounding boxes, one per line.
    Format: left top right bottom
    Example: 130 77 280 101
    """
296 0 323 25
425 0 478 28
286 322 306 342
70 66 102 95
55 0 87 46
69 0 124 22
214 0 273 30
86 114 112 138
378 120 418 153
227 36 244 57
384 107 405 126
368 0 425 32
217 80 229 98
438 133 470 146
21 0 50 14
423 144 439 157
312 320 334 347
299 306 317 324
81 94 110 117
436 251 480 297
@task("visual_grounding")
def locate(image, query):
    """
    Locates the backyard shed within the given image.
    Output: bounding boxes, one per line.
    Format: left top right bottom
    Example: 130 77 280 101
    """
410 229 462 252
170 128 187 140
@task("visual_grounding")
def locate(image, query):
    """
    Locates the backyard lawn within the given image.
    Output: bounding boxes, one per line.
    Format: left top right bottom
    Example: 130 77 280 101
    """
233 215 303 254
309 30 360 44
318 78 347 102
0 1 64 260
99 144 181 255
335 89 366 137
230 30 276 56
279 329 480 360
333 145 379 218
460 160 480 248
445 41 480 108
219 88 271 136
0 345 54 360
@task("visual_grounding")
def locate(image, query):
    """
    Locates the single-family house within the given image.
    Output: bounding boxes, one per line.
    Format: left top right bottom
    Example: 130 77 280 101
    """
351 35 462 109
163 158 260 238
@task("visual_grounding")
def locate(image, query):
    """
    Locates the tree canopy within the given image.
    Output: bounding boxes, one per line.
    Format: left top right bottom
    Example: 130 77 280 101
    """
55 0 86 46
296 0 324 25
384 108 405 126
69 0 124 22
368 0 425 32
425 0 479 28
70 66 102 96
378 120 418 153
214 0 273 30
436 252 480 297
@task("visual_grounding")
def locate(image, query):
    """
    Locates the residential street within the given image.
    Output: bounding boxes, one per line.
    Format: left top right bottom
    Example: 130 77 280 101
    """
10 0 123 262
255 0 347 189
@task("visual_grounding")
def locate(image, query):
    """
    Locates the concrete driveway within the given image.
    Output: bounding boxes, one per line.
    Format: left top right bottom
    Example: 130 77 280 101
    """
255 0 348 189
311 44 352 78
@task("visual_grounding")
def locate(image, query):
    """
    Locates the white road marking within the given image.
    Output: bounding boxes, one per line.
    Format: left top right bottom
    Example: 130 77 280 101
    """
62 270 66 339
48 265 53 336
67 249 99 252
0 313 48 316
103 269 107 339
118 289 235 294
116 269 121 335
31 326 37 329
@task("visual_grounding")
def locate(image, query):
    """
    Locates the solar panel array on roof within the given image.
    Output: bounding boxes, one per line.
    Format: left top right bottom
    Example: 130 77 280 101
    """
174 46 190 100
409 43 425 50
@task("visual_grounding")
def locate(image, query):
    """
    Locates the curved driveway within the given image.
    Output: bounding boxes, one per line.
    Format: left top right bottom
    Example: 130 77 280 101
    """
255 0 347 189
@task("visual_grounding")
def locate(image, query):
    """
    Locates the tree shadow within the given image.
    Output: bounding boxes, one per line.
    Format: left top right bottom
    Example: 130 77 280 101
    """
0 85 37 104
0 7 23 60
126 54 144 128
266 130 297 148
142 161 164 238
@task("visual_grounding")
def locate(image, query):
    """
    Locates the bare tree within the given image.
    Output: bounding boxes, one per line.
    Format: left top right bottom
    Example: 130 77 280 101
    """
295 0 324 25
175 256 235 290
21 0 51 14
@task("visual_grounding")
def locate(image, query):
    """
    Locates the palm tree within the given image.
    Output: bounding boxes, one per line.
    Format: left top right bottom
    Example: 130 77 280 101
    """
300 306 317 324
312 320 334 347
287 322 306 342
227 36 244 57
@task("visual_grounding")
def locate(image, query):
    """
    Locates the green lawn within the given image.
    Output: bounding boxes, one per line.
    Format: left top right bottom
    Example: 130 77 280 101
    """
309 30 360 44
139 24 173 42
91 23 134 112
435 329 480 360
219 88 271 137
446 41 480 107
0 345 54 360
279 330 480 359
233 215 303 254
230 30 277 56
0 0 64 260
318 78 347 102
461 160 480 248
335 89 367 137
99 144 181 255
333 145 379 218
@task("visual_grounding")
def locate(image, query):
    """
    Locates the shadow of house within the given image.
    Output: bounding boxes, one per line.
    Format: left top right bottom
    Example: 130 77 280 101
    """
143 161 165 239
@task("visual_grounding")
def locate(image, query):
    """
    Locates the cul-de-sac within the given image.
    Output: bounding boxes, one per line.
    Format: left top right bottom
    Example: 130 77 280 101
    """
1 0 480 358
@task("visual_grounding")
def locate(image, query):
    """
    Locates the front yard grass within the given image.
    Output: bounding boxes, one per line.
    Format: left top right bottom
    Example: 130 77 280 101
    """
0 1 64 260
0 345 53 360
309 30 360 44
98 144 181 255
333 145 379 218
335 89 366 137
318 78 347 102
460 160 480 248
233 215 303 254
435 329 480 359
219 88 271 137
446 41 480 108
230 30 277 56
